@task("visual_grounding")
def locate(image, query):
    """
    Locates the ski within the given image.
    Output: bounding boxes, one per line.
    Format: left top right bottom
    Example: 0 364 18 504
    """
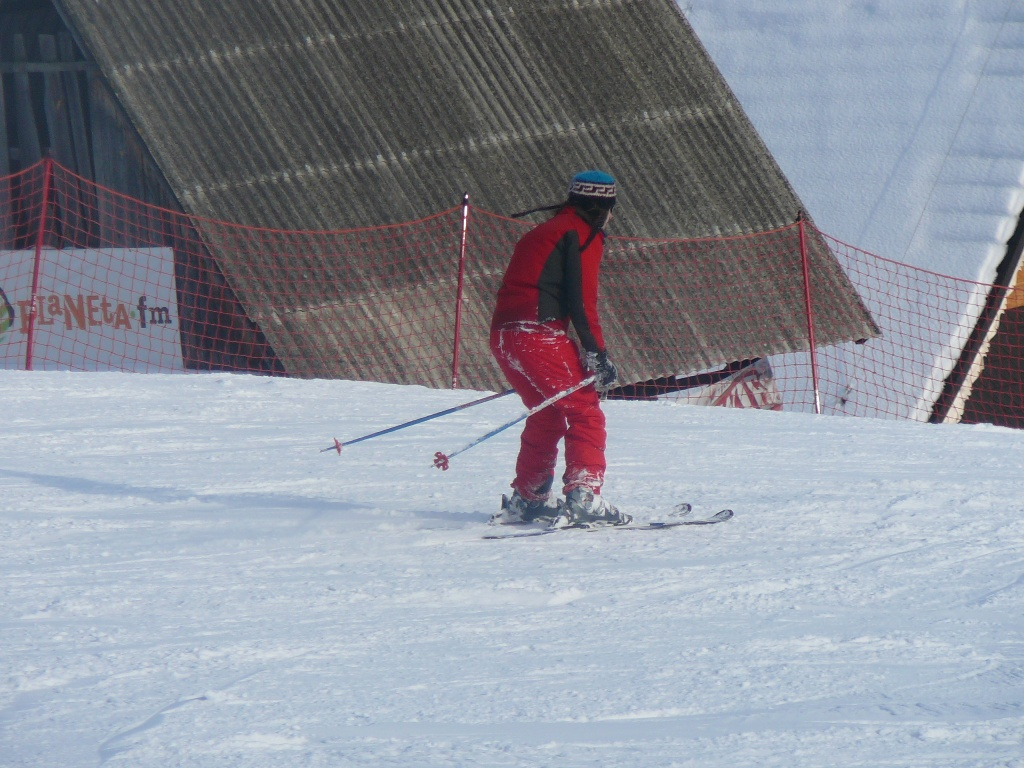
483 505 732 540
492 501 691 528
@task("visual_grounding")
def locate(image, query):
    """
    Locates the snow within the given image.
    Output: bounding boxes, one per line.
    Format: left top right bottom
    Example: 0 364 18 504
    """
685 0 1024 283
3 370 1024 766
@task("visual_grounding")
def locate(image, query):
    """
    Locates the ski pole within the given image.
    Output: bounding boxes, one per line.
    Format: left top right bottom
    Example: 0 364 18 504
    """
322 388 514 454
433 375 596 470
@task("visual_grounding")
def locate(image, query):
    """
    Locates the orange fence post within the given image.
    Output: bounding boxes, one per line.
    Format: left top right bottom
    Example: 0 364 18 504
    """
451 192 470 389
25 157 53 371
798 213 822 414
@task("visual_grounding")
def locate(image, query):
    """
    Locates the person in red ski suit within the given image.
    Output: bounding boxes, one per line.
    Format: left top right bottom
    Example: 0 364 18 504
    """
489 170 629 527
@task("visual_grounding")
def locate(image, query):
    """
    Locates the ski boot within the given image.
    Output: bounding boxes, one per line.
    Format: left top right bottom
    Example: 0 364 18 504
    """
490 477 560 526
556 487 632 528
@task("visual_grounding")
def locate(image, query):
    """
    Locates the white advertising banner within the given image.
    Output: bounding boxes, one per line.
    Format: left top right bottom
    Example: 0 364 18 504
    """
0 248 183 371
664 358 784 410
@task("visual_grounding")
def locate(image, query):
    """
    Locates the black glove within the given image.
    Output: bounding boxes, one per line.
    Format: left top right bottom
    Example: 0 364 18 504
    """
585 350 619 392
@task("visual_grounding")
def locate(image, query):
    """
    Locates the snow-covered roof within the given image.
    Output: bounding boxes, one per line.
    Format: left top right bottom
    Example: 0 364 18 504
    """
686 0 1024 284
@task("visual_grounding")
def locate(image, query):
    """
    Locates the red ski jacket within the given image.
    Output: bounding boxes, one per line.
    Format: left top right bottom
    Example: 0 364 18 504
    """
490 206 607 354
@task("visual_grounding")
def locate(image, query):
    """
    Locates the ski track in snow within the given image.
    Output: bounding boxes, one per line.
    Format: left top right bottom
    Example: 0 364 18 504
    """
2 371 1024 767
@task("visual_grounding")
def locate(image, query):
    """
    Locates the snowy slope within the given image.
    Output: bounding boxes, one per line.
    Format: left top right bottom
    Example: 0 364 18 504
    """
2 371 1023 767
686 0 1024 283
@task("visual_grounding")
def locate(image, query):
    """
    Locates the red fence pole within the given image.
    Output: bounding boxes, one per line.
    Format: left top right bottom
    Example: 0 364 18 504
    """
25 157 53 371
451 192 470 389
798 213 822 414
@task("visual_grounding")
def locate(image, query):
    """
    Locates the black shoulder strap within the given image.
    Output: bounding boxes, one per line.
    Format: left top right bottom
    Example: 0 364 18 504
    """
579 226 601 253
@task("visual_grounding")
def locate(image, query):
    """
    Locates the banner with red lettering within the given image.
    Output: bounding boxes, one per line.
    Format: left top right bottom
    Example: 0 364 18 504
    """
0 248 182 372
661 358 784 410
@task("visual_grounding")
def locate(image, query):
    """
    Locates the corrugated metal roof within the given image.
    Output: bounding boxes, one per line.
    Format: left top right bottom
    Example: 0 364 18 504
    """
53 0 879 383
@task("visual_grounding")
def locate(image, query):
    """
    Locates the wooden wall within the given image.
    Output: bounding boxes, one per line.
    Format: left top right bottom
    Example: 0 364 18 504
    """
1 3 282 373
1 15 178 244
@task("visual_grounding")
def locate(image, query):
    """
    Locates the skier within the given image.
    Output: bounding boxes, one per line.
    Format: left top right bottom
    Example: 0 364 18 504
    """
489 170 630 528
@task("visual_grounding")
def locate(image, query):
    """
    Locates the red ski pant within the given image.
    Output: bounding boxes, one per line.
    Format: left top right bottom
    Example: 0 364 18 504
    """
490 324 606 499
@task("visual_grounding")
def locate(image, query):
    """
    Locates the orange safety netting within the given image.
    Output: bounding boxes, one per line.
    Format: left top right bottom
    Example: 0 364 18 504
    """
2 159 1021 426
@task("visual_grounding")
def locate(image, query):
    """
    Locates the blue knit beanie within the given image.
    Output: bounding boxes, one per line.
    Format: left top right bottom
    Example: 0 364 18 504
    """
569 170 616 199
568 170 616 211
